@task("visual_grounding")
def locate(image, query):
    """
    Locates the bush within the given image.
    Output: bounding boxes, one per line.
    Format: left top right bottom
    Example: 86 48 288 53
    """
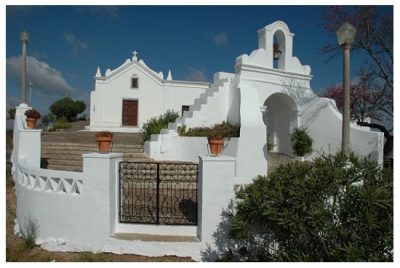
142 110 180 141
291 128 313 156
50 118 72 131
179 122 240 138
20 217 38 250
40 113 56 128
224 153 393 261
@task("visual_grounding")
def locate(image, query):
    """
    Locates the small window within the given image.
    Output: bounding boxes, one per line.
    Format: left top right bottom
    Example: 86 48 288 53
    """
181 105 190 116
131 77 139 88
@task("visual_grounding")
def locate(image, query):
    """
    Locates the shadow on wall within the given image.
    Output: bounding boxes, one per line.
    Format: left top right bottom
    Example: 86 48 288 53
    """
200 201 236 261
200 201 275 261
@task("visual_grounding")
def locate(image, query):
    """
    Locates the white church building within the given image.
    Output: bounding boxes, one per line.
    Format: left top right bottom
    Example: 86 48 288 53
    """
88 51 209 132
11 20 385 261
88 21 384 182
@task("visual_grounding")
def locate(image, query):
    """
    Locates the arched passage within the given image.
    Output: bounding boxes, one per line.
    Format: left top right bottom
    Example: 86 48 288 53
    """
264 93 299 156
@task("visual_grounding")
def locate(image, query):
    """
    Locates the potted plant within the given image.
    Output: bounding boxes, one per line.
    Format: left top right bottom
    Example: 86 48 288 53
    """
95 131 114 153
291 128 313 161
207 126 225 156
24 109 41 129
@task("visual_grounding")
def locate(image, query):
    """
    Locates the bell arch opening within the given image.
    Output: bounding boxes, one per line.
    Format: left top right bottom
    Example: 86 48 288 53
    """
263 93 299 156
273 30 286 70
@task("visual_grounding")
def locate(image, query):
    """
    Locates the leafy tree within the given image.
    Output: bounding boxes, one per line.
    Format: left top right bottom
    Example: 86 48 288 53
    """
7 108 16 120
320 6 393 156
322 75 392 156
40 113 56 128
223 154 392 261
49 97 86 122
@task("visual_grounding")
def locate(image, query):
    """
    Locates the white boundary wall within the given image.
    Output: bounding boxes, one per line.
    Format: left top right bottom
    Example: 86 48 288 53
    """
300 98 384 163
12 104 237 261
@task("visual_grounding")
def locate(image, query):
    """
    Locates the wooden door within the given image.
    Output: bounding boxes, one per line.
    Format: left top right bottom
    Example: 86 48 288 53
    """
122 100 138 126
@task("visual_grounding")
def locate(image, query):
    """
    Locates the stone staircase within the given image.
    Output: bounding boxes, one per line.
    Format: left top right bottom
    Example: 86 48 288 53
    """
150 78 231 142
40 131 151 172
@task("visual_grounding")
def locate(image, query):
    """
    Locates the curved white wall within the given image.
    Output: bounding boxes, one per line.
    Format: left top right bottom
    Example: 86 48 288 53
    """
301 98 384 163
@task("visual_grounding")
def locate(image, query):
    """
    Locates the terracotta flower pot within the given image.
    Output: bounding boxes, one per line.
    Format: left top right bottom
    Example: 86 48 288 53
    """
96 136 112 153
26 118 37 129
208 138 224 156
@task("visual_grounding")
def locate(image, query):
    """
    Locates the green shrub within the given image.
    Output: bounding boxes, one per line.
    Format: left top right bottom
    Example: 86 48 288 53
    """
50 118 72 131
20 217 38 250
224 153 393 261
142 110 180 141
291 128 313 156
178 122 240 138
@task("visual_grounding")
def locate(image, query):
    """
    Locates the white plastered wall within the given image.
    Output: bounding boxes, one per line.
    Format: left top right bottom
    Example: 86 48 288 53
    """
89 59 208 132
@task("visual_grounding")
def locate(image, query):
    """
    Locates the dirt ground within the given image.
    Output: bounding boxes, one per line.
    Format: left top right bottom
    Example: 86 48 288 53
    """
5 130 192 262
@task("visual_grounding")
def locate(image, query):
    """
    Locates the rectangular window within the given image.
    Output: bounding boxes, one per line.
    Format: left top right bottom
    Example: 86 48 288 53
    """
181 105 190 116
131 78 139 88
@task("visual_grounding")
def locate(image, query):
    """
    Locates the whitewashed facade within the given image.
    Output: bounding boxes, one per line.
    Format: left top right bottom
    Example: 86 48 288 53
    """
87 52 209 132
145 21 384 183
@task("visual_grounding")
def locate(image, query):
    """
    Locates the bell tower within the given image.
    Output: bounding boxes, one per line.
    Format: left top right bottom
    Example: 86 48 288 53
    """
257 21 294 71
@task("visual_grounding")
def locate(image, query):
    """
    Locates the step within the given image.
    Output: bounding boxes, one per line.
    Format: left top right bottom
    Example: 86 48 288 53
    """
41 142 143 149
41 150 145 157
112 233 199 242
41 144 144 149
43 164 82 172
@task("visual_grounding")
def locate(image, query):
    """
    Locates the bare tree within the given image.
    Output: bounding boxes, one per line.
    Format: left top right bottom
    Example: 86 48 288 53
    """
320 6 393 156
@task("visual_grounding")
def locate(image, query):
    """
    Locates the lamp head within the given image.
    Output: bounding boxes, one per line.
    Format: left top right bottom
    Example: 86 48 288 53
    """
336 22 356 46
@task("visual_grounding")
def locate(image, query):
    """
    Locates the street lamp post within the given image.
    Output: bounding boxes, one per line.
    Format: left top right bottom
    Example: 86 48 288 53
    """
20 30 29 104
337 22 356 156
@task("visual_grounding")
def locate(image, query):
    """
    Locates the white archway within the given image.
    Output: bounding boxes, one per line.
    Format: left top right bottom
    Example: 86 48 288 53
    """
264 93 299 156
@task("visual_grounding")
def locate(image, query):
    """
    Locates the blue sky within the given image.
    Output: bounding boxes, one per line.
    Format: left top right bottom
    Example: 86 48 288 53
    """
5 5 389 115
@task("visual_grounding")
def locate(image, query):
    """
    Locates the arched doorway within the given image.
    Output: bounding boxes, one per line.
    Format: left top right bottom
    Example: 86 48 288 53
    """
263 93 299 156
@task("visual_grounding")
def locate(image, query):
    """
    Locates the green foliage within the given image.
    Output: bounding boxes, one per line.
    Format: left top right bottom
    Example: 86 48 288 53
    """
49 97 86 122
291 128 313 156
50 118 72 131
177 124 187 136
142 110 180 141
225 153 393 261
8 108 16 120
41 113 56 128
20 217 38 250
178 122 240 138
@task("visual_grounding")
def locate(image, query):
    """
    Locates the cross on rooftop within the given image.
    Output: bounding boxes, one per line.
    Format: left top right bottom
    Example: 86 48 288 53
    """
132 50 138 60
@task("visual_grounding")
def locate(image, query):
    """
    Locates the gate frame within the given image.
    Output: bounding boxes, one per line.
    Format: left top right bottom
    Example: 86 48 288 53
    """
118 161 199 226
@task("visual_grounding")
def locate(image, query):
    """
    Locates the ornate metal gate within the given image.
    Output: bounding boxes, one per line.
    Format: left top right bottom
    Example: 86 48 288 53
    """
119 161 198 225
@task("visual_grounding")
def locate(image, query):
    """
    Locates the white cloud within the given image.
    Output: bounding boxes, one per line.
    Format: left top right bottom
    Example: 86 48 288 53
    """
212 33 228 46
6 55 76 96
185 68 208 82
75 6 119 19
64 32 89 56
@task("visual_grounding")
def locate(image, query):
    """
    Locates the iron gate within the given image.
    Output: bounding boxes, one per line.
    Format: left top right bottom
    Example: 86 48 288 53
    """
119 161 198 225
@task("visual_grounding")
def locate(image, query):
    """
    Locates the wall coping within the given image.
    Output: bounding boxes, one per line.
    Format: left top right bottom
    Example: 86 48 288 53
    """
199 155 236 162
19 129 42 133
82 153 123 159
